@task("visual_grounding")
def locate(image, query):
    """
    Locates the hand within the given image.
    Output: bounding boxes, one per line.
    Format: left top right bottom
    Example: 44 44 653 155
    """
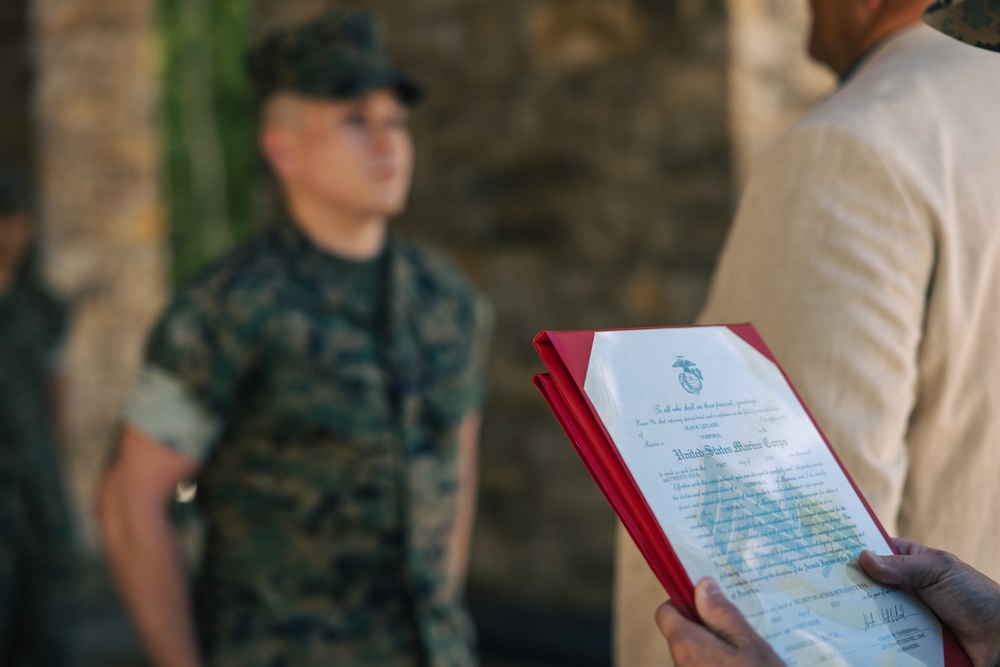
655 578 785 667
859 539 1000 667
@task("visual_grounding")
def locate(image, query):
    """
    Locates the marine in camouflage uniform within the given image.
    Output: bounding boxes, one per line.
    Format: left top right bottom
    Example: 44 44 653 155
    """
103 9 491 667
0 167 73 666
126 221 490 666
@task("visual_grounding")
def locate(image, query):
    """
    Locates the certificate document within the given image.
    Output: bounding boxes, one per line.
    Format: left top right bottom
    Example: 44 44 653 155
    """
533 325 970 667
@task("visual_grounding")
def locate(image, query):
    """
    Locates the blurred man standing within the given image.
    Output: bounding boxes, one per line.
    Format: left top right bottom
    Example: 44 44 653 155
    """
99 10 491 667
615 0 1000 664
0 165 73 666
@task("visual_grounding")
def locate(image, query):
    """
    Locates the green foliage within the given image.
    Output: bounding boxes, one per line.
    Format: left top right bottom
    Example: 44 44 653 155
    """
159 0 259 284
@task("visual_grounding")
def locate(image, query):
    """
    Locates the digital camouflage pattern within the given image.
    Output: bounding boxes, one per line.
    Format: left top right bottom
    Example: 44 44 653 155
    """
126 220 492 667
245 8 424 105
0 284 73 666
925 0 1000 51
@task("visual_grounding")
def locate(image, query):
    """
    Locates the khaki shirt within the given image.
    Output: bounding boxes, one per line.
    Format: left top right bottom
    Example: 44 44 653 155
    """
615 24 1000 667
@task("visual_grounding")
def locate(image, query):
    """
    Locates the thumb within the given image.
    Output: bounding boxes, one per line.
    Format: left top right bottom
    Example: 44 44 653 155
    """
858 550 904 585
859 549 943 588
693 577 754 646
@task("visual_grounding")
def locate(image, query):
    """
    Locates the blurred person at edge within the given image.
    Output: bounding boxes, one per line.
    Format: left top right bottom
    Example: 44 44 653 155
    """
98 9 492 667
654 3 1000 666
0 164 74 666
615 0 1000 665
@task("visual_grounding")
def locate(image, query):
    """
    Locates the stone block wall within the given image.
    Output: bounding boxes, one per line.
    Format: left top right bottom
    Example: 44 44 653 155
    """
33 0 167 549
726 0 834 181
18 0 833 624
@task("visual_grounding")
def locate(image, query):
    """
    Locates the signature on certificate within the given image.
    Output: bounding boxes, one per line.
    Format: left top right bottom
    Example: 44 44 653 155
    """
861 603 918 631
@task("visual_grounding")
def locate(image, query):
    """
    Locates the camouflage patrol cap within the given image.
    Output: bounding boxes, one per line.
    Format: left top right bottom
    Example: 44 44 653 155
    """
924 0 1000 52
246 8 424 105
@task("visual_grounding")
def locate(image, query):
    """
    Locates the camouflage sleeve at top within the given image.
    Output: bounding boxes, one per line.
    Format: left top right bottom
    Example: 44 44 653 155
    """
46 307 70 373
40 289 69 373
455 294 495 418
122 289 253 464
46 335 68 374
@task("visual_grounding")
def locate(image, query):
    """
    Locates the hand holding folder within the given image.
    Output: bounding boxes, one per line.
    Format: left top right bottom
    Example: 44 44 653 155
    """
533 324 970 667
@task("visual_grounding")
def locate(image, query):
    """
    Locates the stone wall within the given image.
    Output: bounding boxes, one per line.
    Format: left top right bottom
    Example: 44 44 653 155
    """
33 0 167 550
21 0 830 628
256 0 735 615
12 0 844 661
726 0 834 181
19 0 834 621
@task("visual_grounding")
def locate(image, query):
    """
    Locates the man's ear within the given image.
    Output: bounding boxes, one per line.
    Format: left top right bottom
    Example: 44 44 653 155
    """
260 125 296 179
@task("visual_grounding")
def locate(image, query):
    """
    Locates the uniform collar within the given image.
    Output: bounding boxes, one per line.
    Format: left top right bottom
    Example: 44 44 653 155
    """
273 216 388 264
274 217 391 318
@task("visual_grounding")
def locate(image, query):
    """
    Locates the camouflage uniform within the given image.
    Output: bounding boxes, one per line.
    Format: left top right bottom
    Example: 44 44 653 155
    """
245 7 423 105
0 282 72 666
925 0 1000 52
124 220 492 667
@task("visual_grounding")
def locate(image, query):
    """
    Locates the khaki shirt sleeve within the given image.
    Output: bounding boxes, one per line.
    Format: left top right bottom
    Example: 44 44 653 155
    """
697 123 932 535
613 123 933 667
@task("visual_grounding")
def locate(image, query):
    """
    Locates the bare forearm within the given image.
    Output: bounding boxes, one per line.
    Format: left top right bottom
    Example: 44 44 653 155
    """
99 471 202 667
448 474 476 591
447 414 480 593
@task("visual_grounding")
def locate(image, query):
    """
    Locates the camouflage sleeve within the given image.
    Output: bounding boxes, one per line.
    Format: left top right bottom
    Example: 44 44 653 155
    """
43 291 69 373
455 293 494 416
122 289 253 463
45 336 67 374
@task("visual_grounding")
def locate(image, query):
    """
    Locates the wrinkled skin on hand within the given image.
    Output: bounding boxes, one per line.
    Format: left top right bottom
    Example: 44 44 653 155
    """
656 539 1000 667
655 578 785 667
859 538 1000 667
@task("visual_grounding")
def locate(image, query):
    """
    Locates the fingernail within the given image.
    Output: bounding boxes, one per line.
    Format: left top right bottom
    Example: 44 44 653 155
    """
700 578 721 597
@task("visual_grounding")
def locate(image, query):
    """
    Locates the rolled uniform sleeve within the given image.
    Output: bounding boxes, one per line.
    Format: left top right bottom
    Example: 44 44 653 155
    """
123 290 254 464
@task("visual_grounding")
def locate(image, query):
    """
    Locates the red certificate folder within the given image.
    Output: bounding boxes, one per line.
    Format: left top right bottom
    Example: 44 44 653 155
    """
533 324 970 666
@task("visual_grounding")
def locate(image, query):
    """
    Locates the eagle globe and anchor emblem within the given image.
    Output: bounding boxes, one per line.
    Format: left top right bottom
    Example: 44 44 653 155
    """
673 356 703 395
